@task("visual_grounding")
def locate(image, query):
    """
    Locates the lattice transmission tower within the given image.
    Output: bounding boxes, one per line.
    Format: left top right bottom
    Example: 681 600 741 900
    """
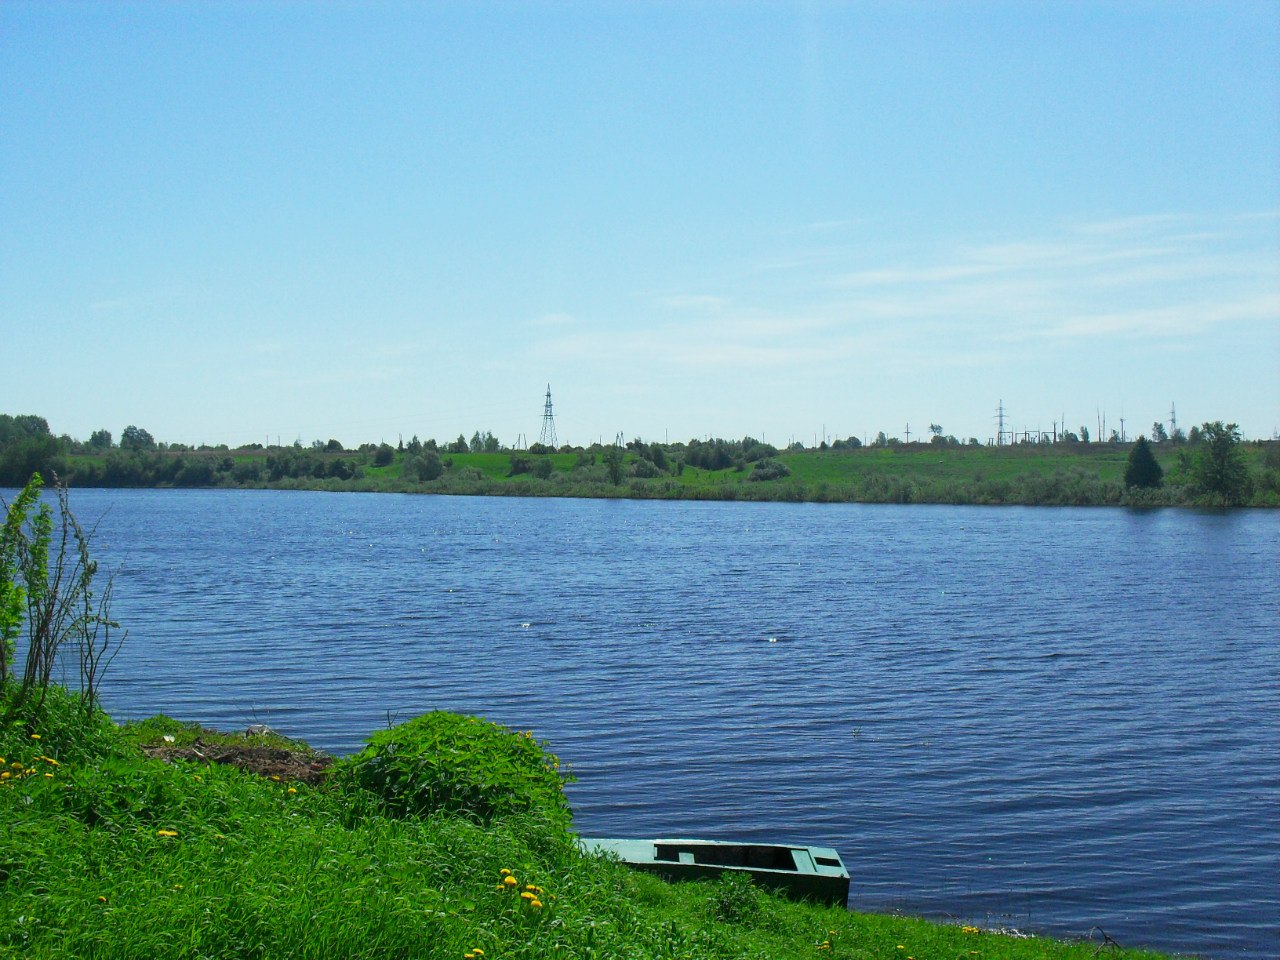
538 384 558 447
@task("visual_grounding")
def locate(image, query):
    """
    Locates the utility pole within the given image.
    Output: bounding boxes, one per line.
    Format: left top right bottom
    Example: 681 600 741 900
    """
904 423 911 443
1169 402 1178 438
995 400 1007 447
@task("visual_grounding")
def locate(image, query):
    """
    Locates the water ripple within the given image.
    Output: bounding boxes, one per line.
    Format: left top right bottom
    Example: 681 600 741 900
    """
33 489 1279 960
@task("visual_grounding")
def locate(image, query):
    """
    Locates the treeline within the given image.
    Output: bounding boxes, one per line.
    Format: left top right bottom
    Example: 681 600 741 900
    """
2 413 1277 507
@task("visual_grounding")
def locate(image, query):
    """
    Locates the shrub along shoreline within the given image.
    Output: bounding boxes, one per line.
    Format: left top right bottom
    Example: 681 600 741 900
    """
0 684 1178 960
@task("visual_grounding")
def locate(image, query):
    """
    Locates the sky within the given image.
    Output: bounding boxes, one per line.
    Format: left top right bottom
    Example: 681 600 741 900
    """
3 1 1278 448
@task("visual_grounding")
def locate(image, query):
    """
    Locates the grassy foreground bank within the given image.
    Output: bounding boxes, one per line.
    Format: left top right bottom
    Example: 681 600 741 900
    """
0 686 1176 960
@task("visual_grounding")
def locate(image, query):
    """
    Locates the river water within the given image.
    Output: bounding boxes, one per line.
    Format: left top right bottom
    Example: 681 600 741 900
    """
18 489 1280 958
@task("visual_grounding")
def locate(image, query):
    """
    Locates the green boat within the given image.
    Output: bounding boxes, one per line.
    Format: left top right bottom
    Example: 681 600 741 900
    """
579 838 850 906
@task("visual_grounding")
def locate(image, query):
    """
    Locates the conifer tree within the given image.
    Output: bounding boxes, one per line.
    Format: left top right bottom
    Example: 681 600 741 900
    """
1124 435 1163 489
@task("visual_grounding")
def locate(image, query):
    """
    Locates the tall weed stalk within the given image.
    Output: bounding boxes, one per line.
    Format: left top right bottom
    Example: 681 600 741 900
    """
0 473 124 723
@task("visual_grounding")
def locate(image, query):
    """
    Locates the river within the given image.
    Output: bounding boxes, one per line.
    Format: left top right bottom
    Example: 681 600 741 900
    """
20 489 1280 958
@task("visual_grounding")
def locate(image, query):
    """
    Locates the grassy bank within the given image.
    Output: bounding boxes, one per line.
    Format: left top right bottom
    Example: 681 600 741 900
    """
0 684 1177 960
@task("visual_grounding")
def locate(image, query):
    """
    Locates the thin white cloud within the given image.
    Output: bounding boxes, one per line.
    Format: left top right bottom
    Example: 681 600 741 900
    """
527 212 1279 410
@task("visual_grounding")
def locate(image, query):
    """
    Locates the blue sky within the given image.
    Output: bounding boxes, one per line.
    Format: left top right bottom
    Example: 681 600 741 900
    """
3 1 1277 447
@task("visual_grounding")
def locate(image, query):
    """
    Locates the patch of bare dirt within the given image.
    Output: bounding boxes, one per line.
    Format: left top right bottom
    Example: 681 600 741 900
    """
141 741 333 784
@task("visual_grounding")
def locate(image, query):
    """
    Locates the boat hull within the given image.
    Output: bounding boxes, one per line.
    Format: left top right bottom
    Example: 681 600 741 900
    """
579 838 850 906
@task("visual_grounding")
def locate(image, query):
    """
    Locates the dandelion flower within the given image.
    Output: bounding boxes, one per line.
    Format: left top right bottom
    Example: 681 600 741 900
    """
97 896 107 903
30 733 41 740
499 868 512 876
529 899 543 910
44 772 54 778
157 829 178 838
502 875 518 887
520 891 534 901
287 787 297 794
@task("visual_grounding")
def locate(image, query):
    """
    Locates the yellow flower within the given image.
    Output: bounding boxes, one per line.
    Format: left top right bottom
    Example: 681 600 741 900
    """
962 926 980 935
44 772 54 778
287 787 297 794
1 772 10 780
473 951 484 957
40 756 59 766
520 891 534 900
502 875 518 887
529 899 543 910
30 733 40 740
157 829 178 838
465 954 474 959
499 868 512 876
97 896 107 903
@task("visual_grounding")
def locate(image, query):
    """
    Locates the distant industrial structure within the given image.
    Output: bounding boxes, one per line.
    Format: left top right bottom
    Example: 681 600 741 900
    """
538 384 558 447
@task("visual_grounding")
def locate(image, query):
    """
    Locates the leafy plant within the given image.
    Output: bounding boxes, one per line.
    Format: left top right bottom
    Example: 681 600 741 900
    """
708 872 764 924
338 712 574 830
0 474 124 723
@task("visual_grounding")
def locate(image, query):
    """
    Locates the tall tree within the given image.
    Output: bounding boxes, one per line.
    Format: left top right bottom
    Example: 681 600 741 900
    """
1124 436 1163 488
1191 421 1250 504
120 425 155 450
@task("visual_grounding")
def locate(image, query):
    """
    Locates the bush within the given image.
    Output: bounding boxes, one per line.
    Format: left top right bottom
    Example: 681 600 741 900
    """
338 712 574 830
747 458 791 482
629 458 662 479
